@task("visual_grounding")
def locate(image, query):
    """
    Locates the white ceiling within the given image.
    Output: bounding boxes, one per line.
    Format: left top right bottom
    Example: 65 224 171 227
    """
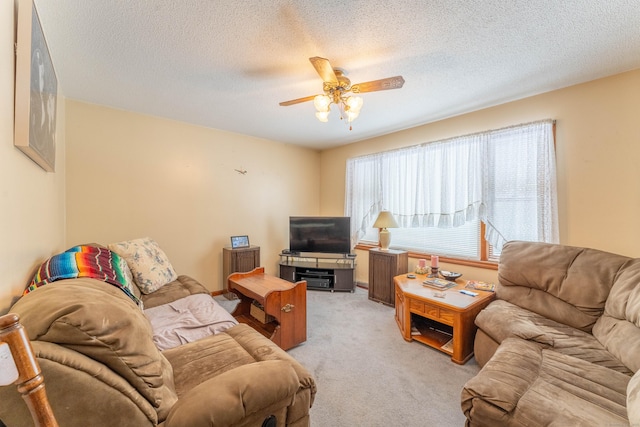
33 0 640 150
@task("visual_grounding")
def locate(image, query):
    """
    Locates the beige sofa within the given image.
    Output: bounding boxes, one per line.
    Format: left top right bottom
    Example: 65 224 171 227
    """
0 274 316 426
461 241 640 426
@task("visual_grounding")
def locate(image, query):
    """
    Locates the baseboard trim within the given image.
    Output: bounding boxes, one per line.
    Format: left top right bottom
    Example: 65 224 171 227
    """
356 281 368 290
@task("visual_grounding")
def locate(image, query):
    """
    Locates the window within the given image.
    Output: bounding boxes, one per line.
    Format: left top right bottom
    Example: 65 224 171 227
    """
345 120 558 260
360 219 481 259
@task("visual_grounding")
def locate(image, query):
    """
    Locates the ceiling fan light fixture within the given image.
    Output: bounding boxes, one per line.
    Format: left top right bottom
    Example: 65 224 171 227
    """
345 96 363 113
313 94 331 112
315 111 330 122
346 110 360 122
280 57 404 131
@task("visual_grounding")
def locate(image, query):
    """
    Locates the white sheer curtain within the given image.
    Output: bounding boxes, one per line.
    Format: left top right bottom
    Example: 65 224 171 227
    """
345 119 558 251
482 121 558 248
345 153 382 240
380 135 484 228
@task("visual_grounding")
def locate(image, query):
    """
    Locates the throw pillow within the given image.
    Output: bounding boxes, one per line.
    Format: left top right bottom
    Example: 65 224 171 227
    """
109 237 178 294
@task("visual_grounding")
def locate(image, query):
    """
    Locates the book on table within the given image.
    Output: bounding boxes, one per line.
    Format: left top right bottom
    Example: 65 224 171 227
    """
422 278 457 290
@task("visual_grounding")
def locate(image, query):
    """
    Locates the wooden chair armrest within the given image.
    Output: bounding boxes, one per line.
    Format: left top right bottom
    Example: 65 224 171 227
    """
0 313 58 427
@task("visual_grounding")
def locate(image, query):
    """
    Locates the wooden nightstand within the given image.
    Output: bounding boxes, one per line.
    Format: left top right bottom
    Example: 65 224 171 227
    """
223 246 260 288
368 248 408 306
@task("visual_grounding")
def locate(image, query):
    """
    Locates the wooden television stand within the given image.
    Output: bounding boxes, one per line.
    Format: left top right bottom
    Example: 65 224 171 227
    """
227 267 307 351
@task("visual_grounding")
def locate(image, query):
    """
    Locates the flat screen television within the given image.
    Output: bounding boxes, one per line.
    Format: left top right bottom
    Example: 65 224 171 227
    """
289 216 351 254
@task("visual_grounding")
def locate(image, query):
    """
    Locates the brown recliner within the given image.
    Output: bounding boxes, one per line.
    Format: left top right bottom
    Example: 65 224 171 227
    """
0 277 315 427
462 241 640 426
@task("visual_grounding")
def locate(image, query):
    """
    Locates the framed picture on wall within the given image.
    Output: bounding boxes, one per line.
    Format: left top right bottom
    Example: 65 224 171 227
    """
230 235 250 249
14 0 58 172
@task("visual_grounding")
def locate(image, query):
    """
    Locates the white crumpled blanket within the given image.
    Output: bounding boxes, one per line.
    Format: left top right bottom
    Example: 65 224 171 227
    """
144 293 238 351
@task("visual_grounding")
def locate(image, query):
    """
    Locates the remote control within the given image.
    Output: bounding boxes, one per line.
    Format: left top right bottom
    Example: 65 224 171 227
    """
459 290 478 297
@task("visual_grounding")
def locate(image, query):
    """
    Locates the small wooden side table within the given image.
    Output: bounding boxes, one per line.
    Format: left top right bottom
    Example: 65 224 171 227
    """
227 267 307 351
394 273 495 364
223 246 260 289
368 248 408 306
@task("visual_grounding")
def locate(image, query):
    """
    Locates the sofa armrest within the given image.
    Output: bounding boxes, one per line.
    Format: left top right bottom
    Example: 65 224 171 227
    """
0 341 159 427
164 360 299 427
141 275 210 309
462 338 543 416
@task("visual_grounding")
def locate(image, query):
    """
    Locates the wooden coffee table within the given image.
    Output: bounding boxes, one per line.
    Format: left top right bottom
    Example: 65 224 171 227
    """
394 274 495 364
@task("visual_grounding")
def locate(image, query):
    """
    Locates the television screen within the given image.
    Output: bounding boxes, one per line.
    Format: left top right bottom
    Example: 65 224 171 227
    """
289 216 351 254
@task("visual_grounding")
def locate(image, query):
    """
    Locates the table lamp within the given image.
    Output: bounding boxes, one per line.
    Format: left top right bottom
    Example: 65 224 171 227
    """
373 211 399 250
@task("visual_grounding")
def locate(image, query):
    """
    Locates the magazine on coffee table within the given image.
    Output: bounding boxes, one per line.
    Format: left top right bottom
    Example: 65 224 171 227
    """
465 280 496 292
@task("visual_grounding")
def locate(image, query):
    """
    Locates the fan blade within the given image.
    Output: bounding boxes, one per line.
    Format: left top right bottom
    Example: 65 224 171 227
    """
351 76 405 93
279 95 317 106
309 57 338 84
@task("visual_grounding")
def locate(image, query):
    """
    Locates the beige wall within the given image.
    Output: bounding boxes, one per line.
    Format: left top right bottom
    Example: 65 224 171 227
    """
321 69 640 284
2 0 638 309
65 100 320 291
0 1 66 313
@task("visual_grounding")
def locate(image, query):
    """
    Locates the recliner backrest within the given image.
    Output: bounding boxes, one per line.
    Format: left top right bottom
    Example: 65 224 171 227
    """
498 241 630 332
593 258 640 372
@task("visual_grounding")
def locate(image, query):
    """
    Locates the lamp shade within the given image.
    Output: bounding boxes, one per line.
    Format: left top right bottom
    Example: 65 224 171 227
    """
373 211 399 229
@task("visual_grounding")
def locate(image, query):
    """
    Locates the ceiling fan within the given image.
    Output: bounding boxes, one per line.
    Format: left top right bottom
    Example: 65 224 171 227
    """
279 57 405 129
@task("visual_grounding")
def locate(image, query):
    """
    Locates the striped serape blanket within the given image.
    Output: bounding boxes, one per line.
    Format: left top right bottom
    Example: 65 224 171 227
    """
24 245 141 306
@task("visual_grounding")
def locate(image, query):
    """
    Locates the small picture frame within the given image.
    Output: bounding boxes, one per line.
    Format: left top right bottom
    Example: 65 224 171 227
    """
230 235 250 249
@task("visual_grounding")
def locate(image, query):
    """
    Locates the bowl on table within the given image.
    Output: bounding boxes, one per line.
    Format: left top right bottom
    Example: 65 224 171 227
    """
440 270 462 281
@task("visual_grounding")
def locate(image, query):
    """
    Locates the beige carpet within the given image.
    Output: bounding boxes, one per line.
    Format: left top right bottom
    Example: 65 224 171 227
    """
287 287 480 426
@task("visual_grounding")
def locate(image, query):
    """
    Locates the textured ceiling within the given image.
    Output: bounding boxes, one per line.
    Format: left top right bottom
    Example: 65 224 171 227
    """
33 0 640 150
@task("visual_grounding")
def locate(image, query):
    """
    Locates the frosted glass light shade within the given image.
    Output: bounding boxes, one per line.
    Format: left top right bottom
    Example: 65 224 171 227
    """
346 110 359 122
346 96 363 112
315 111 329 122
314 95 331 112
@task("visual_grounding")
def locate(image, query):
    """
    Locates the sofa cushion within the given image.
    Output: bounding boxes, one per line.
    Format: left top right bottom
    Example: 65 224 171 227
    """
109 237 178 294
10 278 178 418
141 275 210 309
476 299 632 374
163 325 273 397
462 338 631 426
164 360 298 427
226 322 317 405
497 241 630 332
163 323 316 405
593 258 640 373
